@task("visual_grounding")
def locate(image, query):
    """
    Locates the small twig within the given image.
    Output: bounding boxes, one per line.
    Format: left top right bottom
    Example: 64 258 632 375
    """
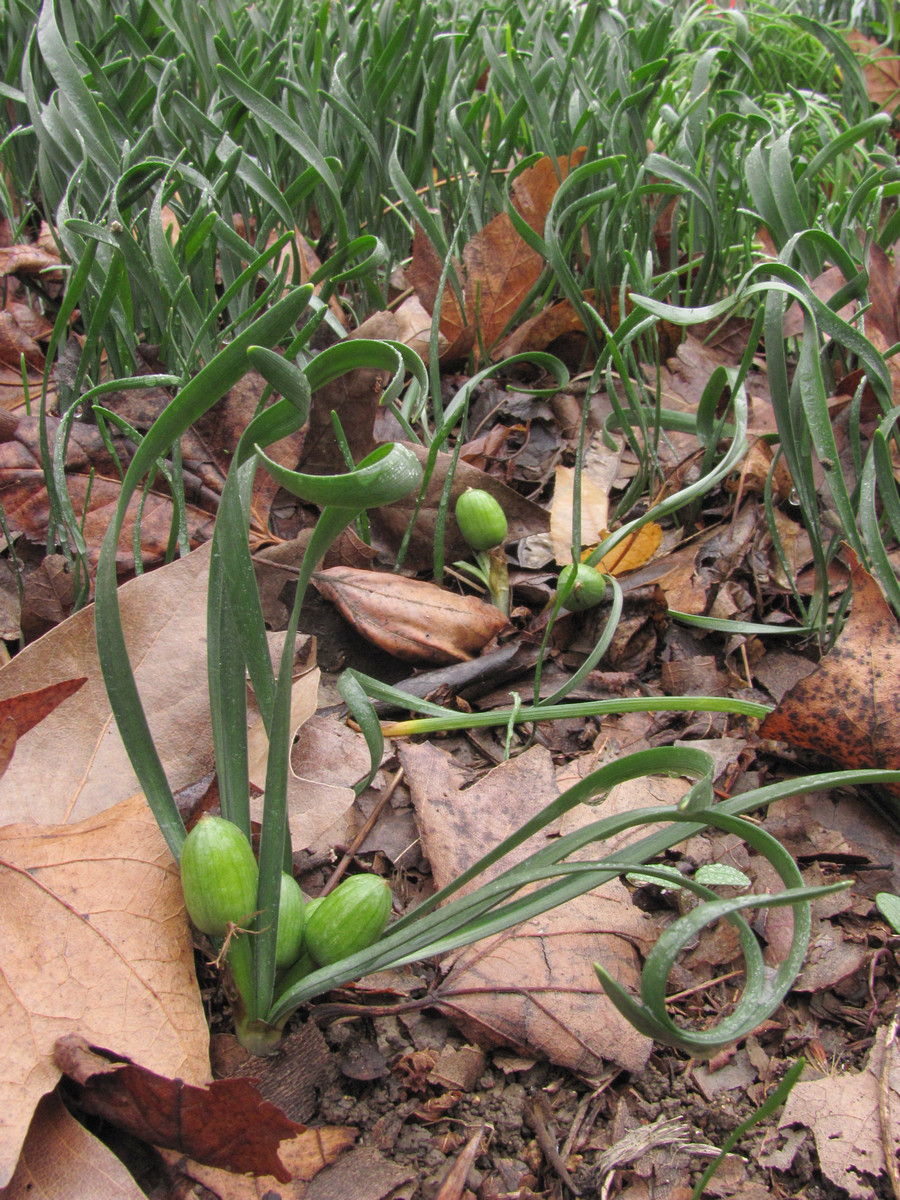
880 1006 900 1200
322 767 405 896
666 968 744 1003
559 1080 619 1163
525 1094 582 1195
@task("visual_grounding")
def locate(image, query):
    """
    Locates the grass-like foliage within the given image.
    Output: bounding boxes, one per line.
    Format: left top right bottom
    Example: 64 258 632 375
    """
2 0 900 1062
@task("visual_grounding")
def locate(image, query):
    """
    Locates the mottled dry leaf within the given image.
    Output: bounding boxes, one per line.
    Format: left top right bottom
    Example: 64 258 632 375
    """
56 1036 301 1185
0 1091 145 1200
313 567 508 664
401 742 654 1074
780 1024 899 1198
760 552 900 801
0 794 209 1186
159 1127 358 1199
550 465 610 564
0 543 215 825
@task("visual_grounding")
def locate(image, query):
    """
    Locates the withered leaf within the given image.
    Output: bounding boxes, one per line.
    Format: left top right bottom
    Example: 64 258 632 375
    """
779 1023 899 1198
0 415 215 571
760 552 900 801
509 147 588 234
461 211 543 351
55 1035 303 1185
0 677 86 738
1 1091 146 1200
401 742 654 1074
313 567 508 664
0 794 209 1186
159 1126 358 1197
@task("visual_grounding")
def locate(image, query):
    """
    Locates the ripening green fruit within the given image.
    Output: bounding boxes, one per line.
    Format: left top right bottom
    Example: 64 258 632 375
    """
455 488 508 551
275 872 307 971
557 562 608 611
304 874 392 966
180 815 259 937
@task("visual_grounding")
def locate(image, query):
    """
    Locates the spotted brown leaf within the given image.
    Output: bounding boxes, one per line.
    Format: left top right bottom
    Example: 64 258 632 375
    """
760 551 900 800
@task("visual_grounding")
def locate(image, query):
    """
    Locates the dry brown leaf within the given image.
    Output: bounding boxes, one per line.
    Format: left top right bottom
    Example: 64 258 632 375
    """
400 742 654 1074
247 666 357 852
407 225 470 357
159 1126 358 1199
354 298 442 365
0 1090 146 1200
0 794 209 1185
509 148 587 234
0 415 215 571
782 265 858 339
0 363 55 416
313 567 508 664
298 354 391 474
56 1036 302 1184
779 1024 899 1198
0 309 46 371
760 551 900 801
0 239 61 280
409 150 586 362
549 465 610 565
494 294 589 359
0 542 215 825
0 677 86 739
845 30 900 114
461 211 543 351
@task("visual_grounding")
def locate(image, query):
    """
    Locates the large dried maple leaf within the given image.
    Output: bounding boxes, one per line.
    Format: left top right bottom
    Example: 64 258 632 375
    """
760 552 900 801
0 794 209 1185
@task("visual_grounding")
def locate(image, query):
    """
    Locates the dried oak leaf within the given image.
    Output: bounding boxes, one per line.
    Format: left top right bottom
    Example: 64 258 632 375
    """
0 794 209 1186
760 552 900 801
55 1036 302 1185
313 567 508 664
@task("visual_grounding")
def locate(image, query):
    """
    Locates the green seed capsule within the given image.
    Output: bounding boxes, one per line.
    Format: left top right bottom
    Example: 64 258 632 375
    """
557 562 608 611
179 815 259 937
455 488 508 551
275 872 307 971
304 874 392 967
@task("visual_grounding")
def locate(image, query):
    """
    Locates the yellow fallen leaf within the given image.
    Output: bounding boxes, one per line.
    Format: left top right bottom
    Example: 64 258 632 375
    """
590 522 663 575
